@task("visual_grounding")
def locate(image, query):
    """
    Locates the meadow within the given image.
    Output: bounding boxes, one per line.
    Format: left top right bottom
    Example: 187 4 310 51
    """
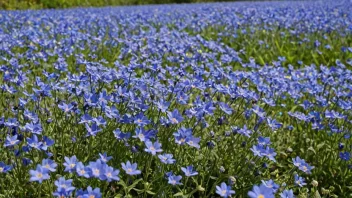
0 0 351 197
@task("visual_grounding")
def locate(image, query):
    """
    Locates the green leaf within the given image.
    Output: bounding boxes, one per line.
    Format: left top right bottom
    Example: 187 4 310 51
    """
308 147 316 154
118 180 128 189
147 190 156 195
127 178 143 191
210 176 217 180
317 143 325 150
132 188 144 194
173 192 184 197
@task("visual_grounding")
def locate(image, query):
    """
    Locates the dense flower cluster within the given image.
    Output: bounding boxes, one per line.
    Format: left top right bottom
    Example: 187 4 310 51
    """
0 0 351 197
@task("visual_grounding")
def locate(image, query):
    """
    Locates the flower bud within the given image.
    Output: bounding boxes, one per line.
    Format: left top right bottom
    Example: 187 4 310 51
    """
229 176 236 184
311 180 318 187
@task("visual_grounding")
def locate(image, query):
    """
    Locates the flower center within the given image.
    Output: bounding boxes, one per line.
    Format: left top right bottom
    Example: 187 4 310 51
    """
258 195 265 198
171 118 177 123
37 173 43 178
221 190 227 195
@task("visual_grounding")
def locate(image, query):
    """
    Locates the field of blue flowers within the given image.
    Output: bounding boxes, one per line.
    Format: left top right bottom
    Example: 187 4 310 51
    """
0 0 351 197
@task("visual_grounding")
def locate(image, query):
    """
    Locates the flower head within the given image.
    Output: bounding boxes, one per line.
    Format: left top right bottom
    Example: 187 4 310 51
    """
167 174 182 186
121 161 141 175
29 165 50 183
63 155 78 173
144 140 163 155
181 165 198 177
248 184 274 198
216 182 235 198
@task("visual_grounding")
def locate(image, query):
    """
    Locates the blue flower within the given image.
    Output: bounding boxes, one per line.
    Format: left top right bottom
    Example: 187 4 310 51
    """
0 162 12 173
29 165 50 183
181 165 198 177
215 182 235 198
27 135 42 150
219 102 233 115
41 159 57 172
238 125 252 137
5 118 18 127
339 152 351 161
292 156 314 174
167 174 182 186
104 166 120 182
133 127 155 142
294 174 307 187
167 109 184 124
94 116 106 126
262 147 277 162
155 99 170 112
261 179 280 193
186 136 201 149
98 89 111 106
58 102 74 113
79 113 93 124
88 159 107 180
104 105 120 119
134 113 151 126
24 122 42 134
176 92 189 105
251 145 265 157
258 136 271 146
203 102 216 115
144 140 163 155
99 152 112 163
53 177 75 197
40 136 55 151
4 134 20 147
83 186 102 198
41 136 55 151
113 129 131 140
85 123 102 137
76 162 91 178
121 161 141 175
292 156 304 167
63 155 78 173
280 189 295 198
248 184 274 198
173 127 193 145
158 154 176 164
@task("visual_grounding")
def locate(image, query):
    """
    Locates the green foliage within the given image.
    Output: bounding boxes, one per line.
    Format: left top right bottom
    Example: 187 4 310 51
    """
1 0 237 10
